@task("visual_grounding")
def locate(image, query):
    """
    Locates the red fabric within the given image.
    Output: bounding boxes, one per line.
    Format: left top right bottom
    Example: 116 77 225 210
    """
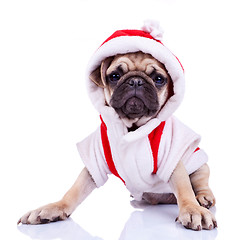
100 29 163 47
100 116 125 184
194 147 200 152
148 121 166 174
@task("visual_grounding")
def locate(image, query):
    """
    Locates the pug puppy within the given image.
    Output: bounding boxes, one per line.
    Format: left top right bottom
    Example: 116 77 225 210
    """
18 52 216 231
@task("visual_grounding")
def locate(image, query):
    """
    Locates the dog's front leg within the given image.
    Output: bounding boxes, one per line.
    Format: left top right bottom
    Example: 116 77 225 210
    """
18 167 96 224
169 161 217 231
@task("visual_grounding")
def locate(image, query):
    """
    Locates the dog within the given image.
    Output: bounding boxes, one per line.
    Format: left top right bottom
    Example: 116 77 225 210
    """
18 23 217 231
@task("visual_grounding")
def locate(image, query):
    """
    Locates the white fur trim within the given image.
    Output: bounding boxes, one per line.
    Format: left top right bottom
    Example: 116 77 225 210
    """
86 35 185 122
142 19 164 41
123 118 160 143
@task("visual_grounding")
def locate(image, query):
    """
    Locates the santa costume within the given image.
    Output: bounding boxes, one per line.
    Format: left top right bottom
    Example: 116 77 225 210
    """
77 21 208 201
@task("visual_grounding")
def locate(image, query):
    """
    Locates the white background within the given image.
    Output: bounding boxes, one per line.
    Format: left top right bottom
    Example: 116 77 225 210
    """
0 0 239 239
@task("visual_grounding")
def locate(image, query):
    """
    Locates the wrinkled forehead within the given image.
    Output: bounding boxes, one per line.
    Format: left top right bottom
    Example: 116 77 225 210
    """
106 52 168 77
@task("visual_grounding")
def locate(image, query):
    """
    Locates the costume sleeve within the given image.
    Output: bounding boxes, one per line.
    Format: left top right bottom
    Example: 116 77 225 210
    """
76 127 110 188
157 117 207 182
183 148 208 175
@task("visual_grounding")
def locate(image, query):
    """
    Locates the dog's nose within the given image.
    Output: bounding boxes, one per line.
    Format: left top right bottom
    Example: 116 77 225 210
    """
128 77 144 87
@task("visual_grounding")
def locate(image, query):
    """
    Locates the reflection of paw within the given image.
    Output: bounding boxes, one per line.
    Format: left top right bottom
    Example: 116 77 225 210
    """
18 201 70 225
176 203 217 231
196 190 216 209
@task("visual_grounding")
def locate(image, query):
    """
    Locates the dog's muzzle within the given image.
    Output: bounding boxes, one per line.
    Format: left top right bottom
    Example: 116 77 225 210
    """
123 77 145 116
110 72 159 119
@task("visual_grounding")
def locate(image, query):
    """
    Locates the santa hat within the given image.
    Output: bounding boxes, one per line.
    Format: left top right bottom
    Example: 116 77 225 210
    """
86 20 185 122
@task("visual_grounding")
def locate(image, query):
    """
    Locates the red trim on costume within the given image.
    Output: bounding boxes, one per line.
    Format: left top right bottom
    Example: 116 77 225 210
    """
100 115 166 182
148 121 166 174
194 147 200 152
100 116 125 184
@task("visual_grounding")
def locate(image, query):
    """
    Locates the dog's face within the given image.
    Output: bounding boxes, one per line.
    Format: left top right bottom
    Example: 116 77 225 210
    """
90 51 173 127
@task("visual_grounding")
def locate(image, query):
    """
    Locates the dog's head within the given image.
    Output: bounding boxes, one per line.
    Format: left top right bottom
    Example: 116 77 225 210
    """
90 52 173 127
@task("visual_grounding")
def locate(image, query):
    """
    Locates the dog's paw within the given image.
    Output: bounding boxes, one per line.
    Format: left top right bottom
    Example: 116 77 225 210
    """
176 203 217 231
196 189 216 209
18 201 70 225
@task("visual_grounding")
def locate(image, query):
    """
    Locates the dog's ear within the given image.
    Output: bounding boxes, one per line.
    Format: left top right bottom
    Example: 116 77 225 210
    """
90 57 114 88
89 66 104 88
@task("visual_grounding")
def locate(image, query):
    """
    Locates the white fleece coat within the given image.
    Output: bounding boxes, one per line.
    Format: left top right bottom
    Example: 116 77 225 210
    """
77 108 207 201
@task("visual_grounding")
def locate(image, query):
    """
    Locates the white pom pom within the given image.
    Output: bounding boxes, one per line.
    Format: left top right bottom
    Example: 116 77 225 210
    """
141 20 164 41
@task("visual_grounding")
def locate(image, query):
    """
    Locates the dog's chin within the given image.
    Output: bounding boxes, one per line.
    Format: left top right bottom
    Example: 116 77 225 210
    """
112 96 159 128
120 97 147 119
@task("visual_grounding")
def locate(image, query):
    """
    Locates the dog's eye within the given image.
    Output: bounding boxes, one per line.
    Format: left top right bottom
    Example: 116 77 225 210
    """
108 72 121 82
153 75 166 86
